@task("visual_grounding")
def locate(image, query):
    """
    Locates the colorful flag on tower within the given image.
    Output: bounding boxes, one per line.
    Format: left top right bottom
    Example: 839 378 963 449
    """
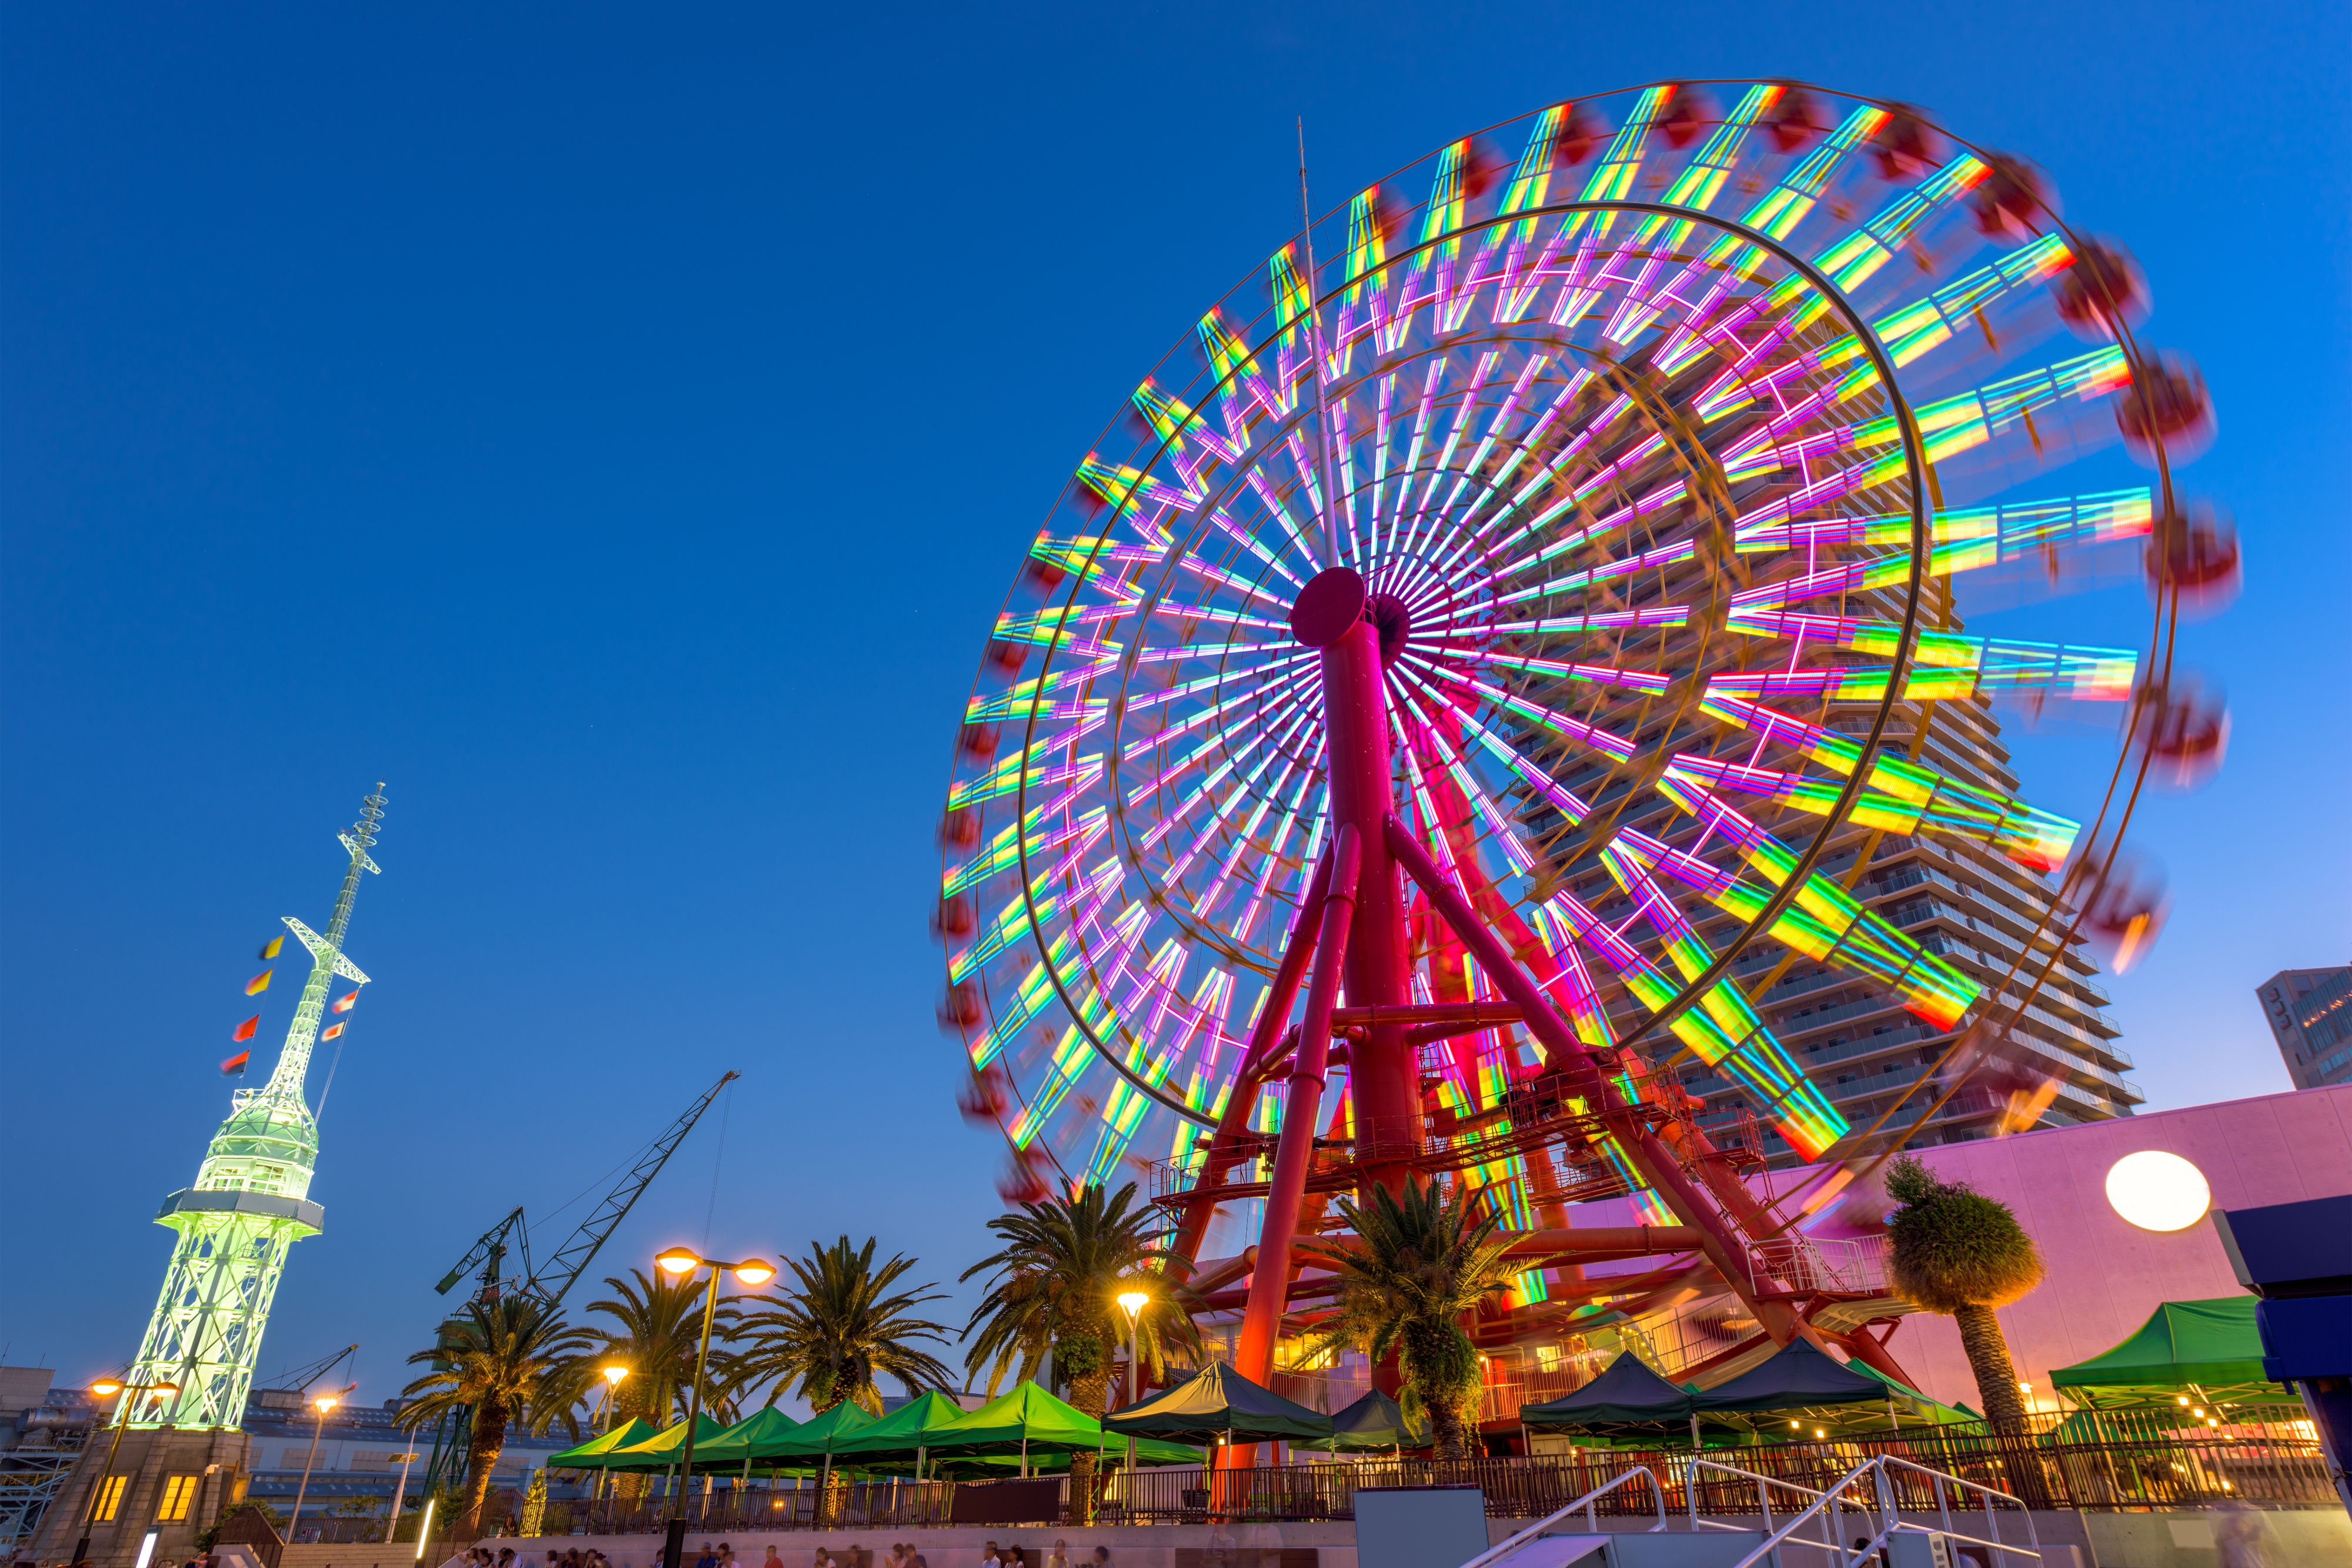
246 969 273 996
258 935 284 961
332 990 358 1014
320 1022 345 1041
232 1015 259 1042
220 1051 250 1076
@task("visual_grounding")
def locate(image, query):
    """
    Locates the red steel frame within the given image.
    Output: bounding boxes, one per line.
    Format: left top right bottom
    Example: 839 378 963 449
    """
1171 565 1917 1469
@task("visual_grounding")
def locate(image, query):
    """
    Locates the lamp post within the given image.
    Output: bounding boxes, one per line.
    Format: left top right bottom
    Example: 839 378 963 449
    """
74 1378 179 1564
288 1393 342 1540
653 1246 773 1568
593 1366 629 1510
383 1450 420 1546
1115 1290 1148 1487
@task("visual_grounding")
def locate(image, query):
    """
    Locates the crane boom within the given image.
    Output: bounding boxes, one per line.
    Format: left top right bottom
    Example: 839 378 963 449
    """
434 1205 528 1298
522 1070 738 1305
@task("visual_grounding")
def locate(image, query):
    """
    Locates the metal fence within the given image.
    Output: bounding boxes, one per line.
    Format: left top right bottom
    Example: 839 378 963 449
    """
502 1430 2333 1535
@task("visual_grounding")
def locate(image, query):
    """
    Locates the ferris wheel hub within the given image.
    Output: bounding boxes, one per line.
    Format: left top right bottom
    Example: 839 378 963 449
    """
1287 566 1367 648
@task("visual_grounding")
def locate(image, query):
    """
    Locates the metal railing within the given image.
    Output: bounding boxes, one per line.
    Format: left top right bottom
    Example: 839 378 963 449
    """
1688 1453 2041 1568
497 1429 2336 1540
1459 1467 1665 1568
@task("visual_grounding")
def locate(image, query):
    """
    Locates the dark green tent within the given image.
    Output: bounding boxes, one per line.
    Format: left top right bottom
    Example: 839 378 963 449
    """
2049 1298 2283 1410
547 1417 657 1469
1520 1352 1701 1439
1694 1340 1969 1436
1102 1362 1334 1445
1296 1388 1429 1453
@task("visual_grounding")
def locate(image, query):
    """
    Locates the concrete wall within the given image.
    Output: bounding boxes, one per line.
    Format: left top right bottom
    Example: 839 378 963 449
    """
2081 1506 2352 1566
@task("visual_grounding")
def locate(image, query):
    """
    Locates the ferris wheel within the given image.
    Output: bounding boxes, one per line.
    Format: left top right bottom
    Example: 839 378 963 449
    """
934 79 2230 1360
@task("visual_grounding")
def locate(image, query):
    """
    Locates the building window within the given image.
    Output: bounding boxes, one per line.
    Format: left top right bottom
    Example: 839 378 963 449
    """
158 1476 199 1522
92 1476 127 1523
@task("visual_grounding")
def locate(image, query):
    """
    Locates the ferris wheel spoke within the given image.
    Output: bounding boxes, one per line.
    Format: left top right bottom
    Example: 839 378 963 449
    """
1131 696 1318 855
1120 658 1320 767
1399 651 1638 764
1695 687 2082 868
1642 778 1981 1027
943 777 1098 895
1595 844 1851 1159
1229 775 1327 952
1723 603 2140 701
1441 646 1673 693
1149 704 1320 872
1735 486 2151 561
948 739 1107 810
1392 661 1594 827
1192 745 1318 931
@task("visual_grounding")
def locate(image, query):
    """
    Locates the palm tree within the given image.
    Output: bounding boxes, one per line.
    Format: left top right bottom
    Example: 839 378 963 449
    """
1301 1179 1519 1460
960 1182 1198 1522
397 1295 595 1530
579 1267 752 1429
1883 1154 2045 1433
731 1236 956 1415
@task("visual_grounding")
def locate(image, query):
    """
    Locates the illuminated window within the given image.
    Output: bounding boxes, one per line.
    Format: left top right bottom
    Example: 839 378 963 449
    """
92 1476 128 1523
158 1476 198 1522
1535 1345 1563 1373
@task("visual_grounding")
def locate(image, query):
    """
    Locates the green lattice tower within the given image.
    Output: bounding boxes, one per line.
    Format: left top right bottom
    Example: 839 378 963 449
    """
123 788 386 1429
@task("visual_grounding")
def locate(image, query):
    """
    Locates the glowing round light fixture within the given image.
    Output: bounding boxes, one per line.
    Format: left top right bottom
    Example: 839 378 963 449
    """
2104 1150 2211 1231
731 1259 776 1287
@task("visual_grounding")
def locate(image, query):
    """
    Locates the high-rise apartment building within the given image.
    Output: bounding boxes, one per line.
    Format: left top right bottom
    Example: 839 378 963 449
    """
2257 964 2352 1089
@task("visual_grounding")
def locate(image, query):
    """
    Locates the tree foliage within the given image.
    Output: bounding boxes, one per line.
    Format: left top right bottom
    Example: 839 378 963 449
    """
577 1268 752 1429
396 1295 594 1529
732 1236 956 1415
1883 1153 2046 1433
960 1182 1200 1521
1301 1179 1519 1459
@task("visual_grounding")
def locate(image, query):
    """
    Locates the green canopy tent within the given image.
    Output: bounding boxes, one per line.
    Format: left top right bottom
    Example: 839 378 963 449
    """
1103 1362 1334 1452
737 1399 880 1489
601 1413 729 1472
828 1389 1200 1480
547 1416 657 1470
825 1390 973 1481
1696 1339 1968 1439
1295 1389 1429 1455
2050 1298 2286 1412
689 1406 804 1475
1520 1352 1716 1446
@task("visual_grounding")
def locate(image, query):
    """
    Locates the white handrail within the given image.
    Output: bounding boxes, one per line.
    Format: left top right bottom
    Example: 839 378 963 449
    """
1454 1466 1664 1568
1704 1453 2044 1568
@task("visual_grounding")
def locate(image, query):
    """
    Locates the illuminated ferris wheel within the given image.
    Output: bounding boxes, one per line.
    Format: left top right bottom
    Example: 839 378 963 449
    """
933 81 2231 1305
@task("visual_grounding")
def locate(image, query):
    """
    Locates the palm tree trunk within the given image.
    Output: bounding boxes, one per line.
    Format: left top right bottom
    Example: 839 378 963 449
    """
1067 1366 1107 1524
464 1400 510 1534
1952 1303 2029 1433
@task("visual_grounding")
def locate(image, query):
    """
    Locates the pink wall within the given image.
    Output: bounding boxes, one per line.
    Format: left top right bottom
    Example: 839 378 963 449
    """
1842 1082 2352 1408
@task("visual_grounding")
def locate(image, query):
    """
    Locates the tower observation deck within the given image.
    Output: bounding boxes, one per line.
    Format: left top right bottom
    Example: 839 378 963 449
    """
122 788 386 1429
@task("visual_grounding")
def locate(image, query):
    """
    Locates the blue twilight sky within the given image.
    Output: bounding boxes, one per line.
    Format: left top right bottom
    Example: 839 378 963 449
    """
3 3 2347 1406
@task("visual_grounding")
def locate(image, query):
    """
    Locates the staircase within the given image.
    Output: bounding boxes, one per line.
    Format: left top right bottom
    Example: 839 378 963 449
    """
1458 1453 2060 1568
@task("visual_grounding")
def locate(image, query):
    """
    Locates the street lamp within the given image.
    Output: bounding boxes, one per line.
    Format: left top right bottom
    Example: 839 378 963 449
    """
592 1365 630 1507
1116 1289 1150 1483
288 1393 342 1540
74 1378 180 1564
383 1450 421 1547
652 1248 773 1568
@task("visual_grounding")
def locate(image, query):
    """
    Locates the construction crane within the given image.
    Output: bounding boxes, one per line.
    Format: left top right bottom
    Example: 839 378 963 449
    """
417 1071 737 1493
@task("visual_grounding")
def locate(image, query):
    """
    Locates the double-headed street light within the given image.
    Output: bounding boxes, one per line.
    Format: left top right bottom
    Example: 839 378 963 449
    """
288 1393 342 1539
653 1247 774 1568
75 1378 180 1563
